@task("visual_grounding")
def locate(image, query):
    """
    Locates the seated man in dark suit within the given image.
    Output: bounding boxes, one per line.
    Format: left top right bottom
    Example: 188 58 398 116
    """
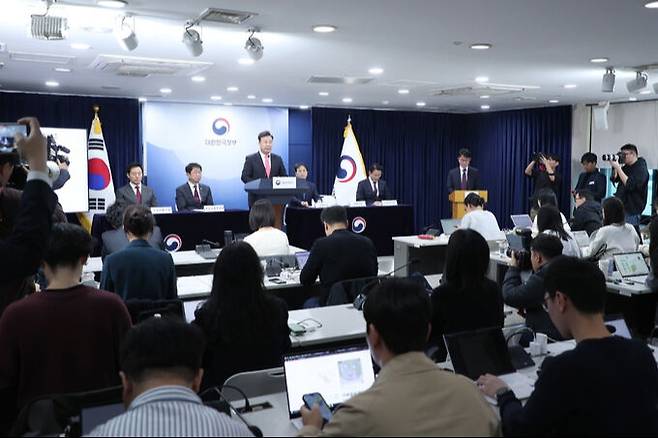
100 205 177 301
300 206 378 306
175 162 214 211
447 148 481 194
240 130 287 207
356 163 393 205
101 202 163 260
289 163 320 207
115 163 157 208
570 189 602 236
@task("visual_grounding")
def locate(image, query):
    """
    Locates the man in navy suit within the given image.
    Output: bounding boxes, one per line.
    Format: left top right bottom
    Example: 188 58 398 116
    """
175 162 214 211
289 163 320 207
100 205 177 301
115 163 158 208
356 163 393 205
447 148 481 195
241 130 287 207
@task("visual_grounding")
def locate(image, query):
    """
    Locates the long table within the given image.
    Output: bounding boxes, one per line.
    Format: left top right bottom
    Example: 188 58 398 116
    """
286 205 414 256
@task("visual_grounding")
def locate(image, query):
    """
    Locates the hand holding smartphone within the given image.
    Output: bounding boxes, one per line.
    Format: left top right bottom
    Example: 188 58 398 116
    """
303 392 333 423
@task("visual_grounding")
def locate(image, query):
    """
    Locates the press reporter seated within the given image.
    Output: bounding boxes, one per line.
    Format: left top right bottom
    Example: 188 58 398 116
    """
243 199 291 257
569 189 602 236
589 197 640 260
458 192 503 241
101 202 163 260
355 163 392 206
478 257 658 436
531 191 570 236
537 205 581 257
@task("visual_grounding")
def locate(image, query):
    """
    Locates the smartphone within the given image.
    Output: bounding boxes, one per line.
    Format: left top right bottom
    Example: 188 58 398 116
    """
0 123 26 153
303 392 333 423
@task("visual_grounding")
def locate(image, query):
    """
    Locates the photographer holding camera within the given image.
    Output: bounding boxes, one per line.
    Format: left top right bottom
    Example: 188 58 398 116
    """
607 144 649 226
502 234 564 341
525 152 561 213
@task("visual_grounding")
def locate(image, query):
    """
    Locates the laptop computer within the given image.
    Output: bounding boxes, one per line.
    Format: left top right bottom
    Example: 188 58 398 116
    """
572 230 590 248
506 233 525 251
510 214 533 230
613 252 649 284
440 219 461 236
604 315 632 339
80 403 124 435
283 344 376 428
295 251 310 270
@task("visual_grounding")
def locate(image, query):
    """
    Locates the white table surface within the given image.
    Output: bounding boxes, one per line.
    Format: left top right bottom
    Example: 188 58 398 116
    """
392 235 450 247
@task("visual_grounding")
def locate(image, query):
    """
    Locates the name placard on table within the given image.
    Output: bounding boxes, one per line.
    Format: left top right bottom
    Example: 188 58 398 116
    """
202 205 225 212
151 207 173 214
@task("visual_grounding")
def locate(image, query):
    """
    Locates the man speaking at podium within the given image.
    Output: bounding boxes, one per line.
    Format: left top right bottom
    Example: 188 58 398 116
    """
447 148 481 195
240 130 287 207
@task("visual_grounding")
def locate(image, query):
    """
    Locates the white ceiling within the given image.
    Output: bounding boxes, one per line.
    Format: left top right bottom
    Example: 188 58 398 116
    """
1 0 658 112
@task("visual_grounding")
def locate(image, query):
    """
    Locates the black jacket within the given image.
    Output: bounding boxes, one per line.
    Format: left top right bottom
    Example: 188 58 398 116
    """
574 169 607 202
300 229 378 305
446 167 481 194
175 183 214 211
289 180 321 206
240 152 287 206
355 178 393 204
101 226 164 260
570 200 603 236
502 265 562 341
613 157 649 215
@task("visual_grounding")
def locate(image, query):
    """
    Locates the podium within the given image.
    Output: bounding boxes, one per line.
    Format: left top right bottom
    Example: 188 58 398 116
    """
448 190 488 219
244 178 311 229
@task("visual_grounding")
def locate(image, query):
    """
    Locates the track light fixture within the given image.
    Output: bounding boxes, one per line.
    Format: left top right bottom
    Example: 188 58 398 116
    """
244 28 264 61
626 71 648 93
601 67 615 93
182 22 203 57
115 15 138 51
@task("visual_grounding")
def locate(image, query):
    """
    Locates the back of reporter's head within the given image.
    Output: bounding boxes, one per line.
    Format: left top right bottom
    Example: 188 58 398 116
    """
43 223 93 273
363 279 431 358
544 256 606 316
602 197 625 226
123 204 154 238
445 229 490 290
120 317 206 393
320 206 348 233
530 233 563 268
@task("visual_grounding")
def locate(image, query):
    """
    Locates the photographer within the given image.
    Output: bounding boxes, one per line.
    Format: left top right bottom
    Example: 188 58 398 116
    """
525 152 561 211
608 144 649 226
502 234 564 341
574 152 607 203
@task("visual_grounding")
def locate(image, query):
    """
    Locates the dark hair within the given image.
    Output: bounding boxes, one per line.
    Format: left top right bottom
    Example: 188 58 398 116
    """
294 163 308 172
544 256 606 314
444 229 490 290
249 199 276 230
530 233 563 260
581 152 597 165
537 205 570 241
458 148 472 158
602 197 625 226
258 130 273 142
574 189 594 202
464 193 484 208
650 217 658 272
620 143 638 156
194 242 278 344
105 203 124 230
536 191 558 209
123 205 155 238
43 223 93 269
120 317 205 383
0 153 18 167
185 162 202 174
368 163 383 173
125 162 143 174
320 206 348 226
363 278 431 355
548 153 560 162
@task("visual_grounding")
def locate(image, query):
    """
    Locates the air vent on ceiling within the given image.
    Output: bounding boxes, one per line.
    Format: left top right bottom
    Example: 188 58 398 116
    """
307 76 374 85
431 83 538 97
89 55 212 78
101 85 121 90
197 8 256 24
9 51 75 65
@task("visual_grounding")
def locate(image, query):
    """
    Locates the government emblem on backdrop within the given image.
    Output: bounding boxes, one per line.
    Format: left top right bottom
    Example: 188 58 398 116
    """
212 118 231 136
164 234 183 253
352 216 367 233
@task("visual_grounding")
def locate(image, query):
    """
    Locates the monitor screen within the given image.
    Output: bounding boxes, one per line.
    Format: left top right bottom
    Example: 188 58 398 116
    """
440 219 461 236
510 214 533 229
613 253 649 278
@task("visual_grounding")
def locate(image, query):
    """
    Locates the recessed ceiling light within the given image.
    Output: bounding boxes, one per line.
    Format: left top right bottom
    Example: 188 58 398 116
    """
590 57 609 63
368 67 384 75
210 95 222 101
227 86 239 92
470 43 492 50
398 89 410 94
262 98 273 103
475 76 489 83
342 97 353 103
563 84 577 89
238 58 255 65
160 88 172 94
629 97 638 101
318 91 329 96
549 99 560 103
481 105 490 110
70 43 91 50
191 75 205 82
54 67 71 73
138 97 147 103
382 100 389 105
640 89 652 94
645 1 658 8
247 95 256 99
416 102 426 107
480 95 490 99
299 105 310 110
313 25 337 33
45 81 59 87
97 0 127 8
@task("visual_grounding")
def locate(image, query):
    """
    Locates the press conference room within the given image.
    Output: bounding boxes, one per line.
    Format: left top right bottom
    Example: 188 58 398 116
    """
2 0 658 436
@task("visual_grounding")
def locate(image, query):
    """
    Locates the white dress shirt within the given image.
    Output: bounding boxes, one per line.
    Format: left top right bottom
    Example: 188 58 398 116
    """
589 223 640 260
460 209 504 241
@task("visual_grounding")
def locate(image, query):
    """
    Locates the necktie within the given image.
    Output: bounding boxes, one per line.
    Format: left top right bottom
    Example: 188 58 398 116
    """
265 154 271 178
461 169 467 190
135 185 142 204
193 185 201 204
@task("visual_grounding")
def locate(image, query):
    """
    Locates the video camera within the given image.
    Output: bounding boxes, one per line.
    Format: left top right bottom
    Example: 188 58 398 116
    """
601 152 625 165
505 228 533 271
47 135 71 166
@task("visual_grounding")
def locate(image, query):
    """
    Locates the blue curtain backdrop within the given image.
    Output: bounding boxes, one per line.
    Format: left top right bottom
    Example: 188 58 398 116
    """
0 92 141 188
312 106 572 231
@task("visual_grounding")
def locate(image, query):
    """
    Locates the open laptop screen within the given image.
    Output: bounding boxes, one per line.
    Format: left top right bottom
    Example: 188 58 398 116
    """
510 214 533 230
440 219 461 236
444 327 515 380
613 252 649 278
295 251 310 270
283 345 375 418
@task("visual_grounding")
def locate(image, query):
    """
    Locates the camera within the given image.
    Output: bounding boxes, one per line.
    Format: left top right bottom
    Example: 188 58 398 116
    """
505 228 533 271
601 152 625 165
506 248 532 271
532 152 545 163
